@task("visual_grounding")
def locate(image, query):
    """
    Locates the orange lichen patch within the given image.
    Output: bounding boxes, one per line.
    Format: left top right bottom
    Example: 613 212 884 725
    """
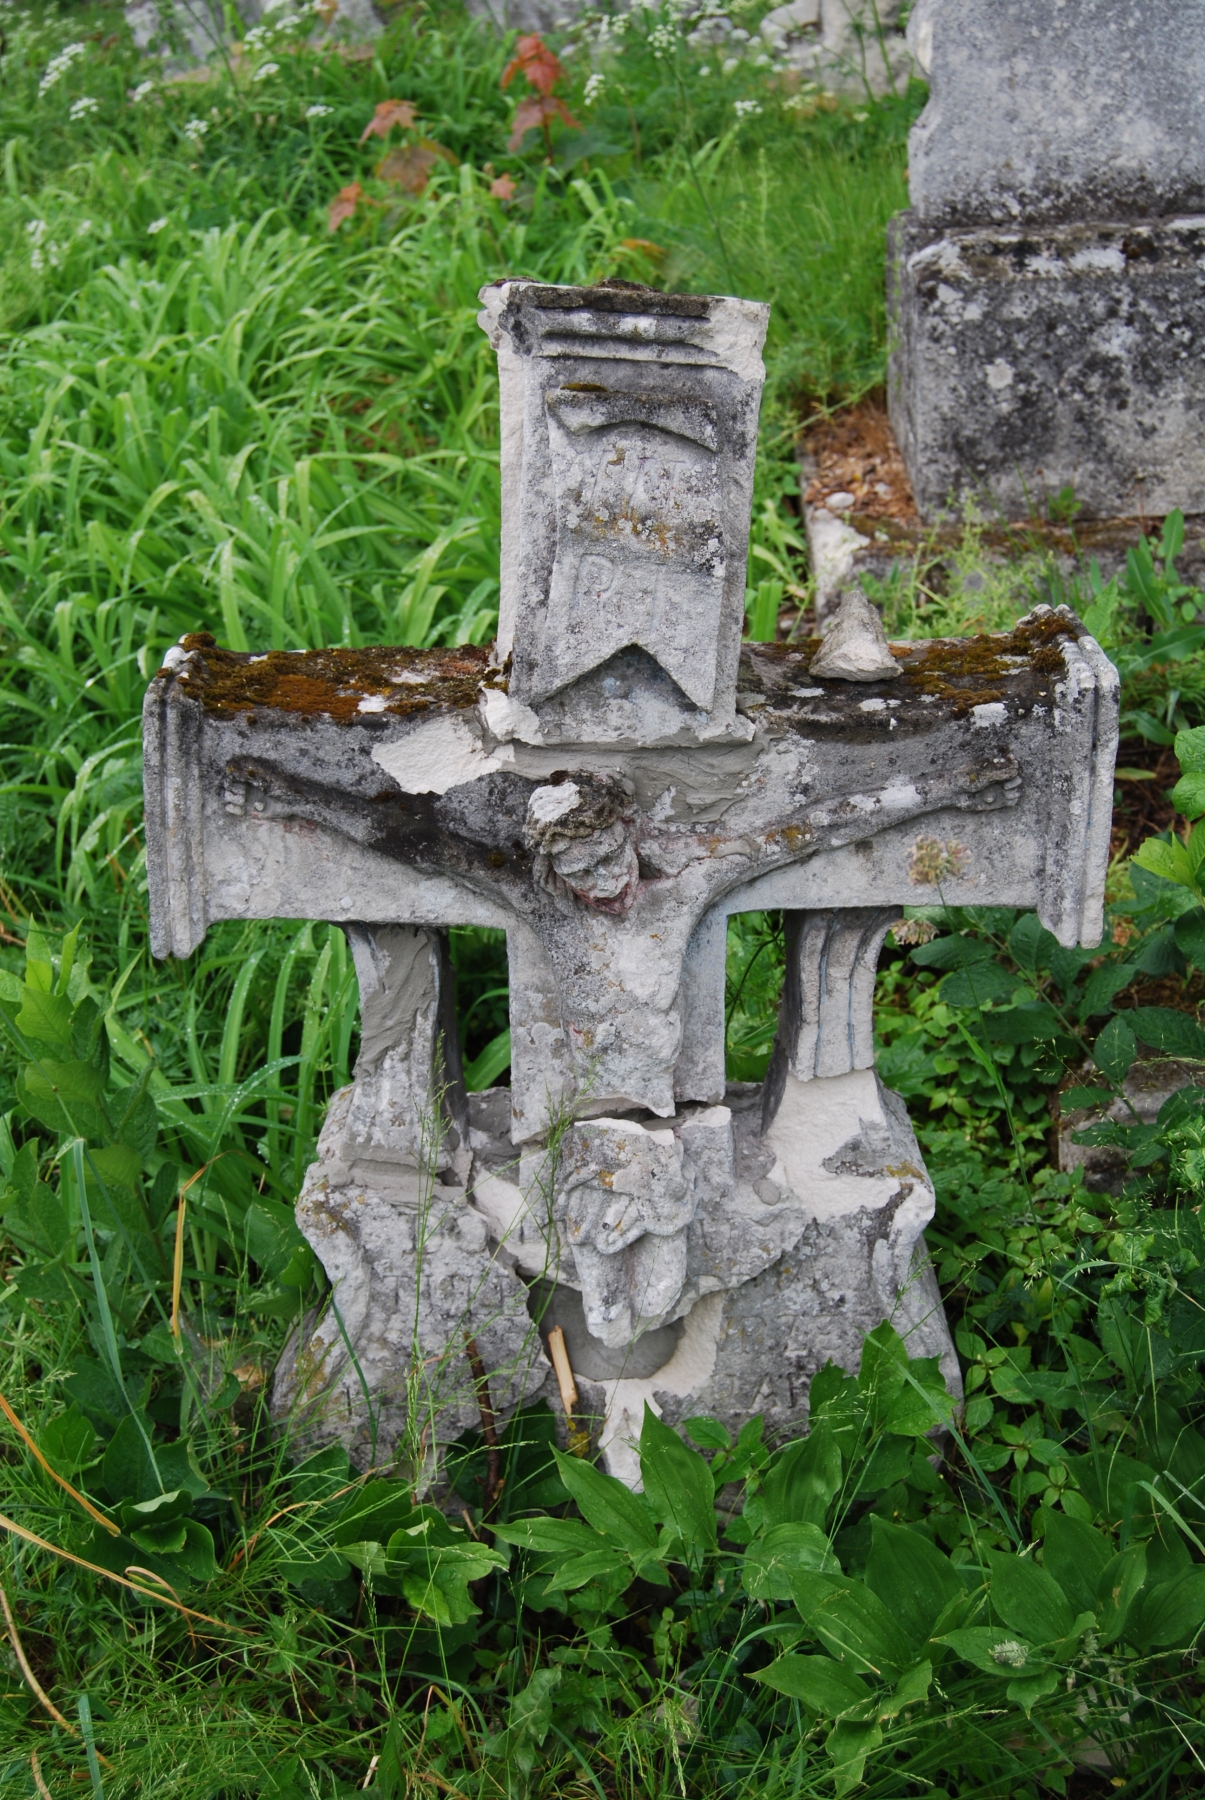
893 610 1075 713
738 611 1076 718
170 634 494 722
801 396 919 526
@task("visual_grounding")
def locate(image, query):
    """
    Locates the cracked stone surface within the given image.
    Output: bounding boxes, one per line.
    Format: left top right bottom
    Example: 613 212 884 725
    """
143 281 1119 1482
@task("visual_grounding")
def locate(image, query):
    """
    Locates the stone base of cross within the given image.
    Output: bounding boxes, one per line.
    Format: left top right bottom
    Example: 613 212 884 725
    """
143 282 1117 1483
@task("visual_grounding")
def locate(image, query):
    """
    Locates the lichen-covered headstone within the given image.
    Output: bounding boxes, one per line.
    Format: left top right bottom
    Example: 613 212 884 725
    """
143 280 1118 1484
890 0 1205 520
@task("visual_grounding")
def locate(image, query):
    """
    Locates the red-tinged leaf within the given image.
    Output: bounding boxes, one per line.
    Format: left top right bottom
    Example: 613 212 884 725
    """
377 139 455 194
507 93 581 152
501 33 564 97
327 181 364 231
489 173 517 200
359 99 418 144
620 237 667 261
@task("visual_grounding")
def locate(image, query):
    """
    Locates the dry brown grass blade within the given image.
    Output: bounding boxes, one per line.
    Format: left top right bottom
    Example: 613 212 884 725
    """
172 1156 230 1341
29 1749 53 1800
0 1512 252 1633
1 1584 74 1733
1 1585 114 1768
0 1391 120 1535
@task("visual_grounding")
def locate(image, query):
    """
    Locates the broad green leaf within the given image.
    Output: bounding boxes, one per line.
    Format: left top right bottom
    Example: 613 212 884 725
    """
760 1427 842 1528
119 1488 193 1532
14 987 73 1052
750 1654 870 1716
552 1448 657 1554
1006 1668 1059 1715
536 1547 634 1595
11 1180 73 1257
1175 907 1205 969
38 1406 95 1478
986 1551 1074 1645
683 1415 730 1451
1067 1450 1158 1526
1171 773 1205 821
1132 836 1198 892
1127 1006 1205 1060
940 962 1018 1008
882 1359 955 1436
1079 964 1140 1018
1007 912 1058 973
17 1060 109 1140
1175 724 1205 774
825 1719 882 1795
744 1522 840 1600
789 1572 914 1680
1040 1513 1112 1617
245 1201 310 1281
938 1626 1041 1678
7 1142 37 1205
1093 1015 1137 1087
491 1517 602 1557
638 1404 717 1558
1097 1544 1148 1646
879 1660 932 1720
865 1520 962 1649
1133 1567 1205 1650
332 1482 427 1548
909 936 994 971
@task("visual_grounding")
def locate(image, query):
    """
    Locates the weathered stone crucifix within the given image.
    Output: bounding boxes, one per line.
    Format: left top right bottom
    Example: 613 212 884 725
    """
143 280 1118 1481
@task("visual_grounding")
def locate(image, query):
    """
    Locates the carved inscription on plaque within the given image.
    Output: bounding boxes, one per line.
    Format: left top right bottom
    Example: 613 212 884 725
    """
537 386 727 710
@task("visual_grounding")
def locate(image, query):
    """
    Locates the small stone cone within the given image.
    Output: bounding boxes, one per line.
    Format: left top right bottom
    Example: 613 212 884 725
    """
808 590 902 682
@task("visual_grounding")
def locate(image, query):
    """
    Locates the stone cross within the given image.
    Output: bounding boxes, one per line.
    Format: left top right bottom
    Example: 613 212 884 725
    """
143 280 1118 1482
891 0 1205 521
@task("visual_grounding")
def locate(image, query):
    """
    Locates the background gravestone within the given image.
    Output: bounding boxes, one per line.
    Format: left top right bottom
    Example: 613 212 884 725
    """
889 0 1205 522
126 0 380 73
759 0 911 97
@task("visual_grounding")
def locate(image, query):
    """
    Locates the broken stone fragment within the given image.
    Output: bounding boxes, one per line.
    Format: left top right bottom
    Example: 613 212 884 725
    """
808 589 902 682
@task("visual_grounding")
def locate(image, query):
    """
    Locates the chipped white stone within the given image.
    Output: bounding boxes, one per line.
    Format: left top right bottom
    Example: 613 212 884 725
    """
809 590 902 683
371 713 503 795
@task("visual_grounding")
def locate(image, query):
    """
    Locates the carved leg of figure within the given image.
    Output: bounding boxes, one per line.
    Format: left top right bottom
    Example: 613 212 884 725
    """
271 925 544 1469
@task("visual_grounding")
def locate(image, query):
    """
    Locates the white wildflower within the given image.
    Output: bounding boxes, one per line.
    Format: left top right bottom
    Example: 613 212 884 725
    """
130 79 155 102
243 25 268 47
26 218 47 245
252 61 280 81
733 97 762 118
69 95 99 119
75 218 92 236
38 40 86 96
648 23 675 56
305 101 333 118
182 116 209 144
699 64 711 76
147 217 168 234
721 55 739 73
583 71 604 105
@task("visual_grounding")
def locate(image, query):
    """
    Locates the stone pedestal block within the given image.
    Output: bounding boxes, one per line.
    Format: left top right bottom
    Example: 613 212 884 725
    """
888 213 1205 522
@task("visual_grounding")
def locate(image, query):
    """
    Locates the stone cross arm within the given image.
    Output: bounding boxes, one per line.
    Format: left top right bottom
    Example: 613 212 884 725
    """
143 606 1116 1139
